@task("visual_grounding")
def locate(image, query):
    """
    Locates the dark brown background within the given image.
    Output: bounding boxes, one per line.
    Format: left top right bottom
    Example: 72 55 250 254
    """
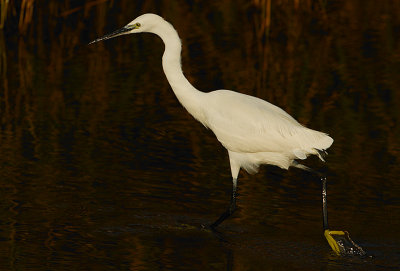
0 1 399 270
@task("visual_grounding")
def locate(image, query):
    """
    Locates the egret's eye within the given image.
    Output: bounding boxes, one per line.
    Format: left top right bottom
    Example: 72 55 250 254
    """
135 22 141 27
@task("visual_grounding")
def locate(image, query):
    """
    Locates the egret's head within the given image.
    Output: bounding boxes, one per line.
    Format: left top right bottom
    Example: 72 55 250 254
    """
89 13 164 44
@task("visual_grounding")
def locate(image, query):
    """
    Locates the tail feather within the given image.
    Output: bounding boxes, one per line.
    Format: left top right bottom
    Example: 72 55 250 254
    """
315 148 328 162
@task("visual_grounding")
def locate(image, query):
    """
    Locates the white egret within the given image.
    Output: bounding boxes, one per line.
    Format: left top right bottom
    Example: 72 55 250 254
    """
89 14 333 228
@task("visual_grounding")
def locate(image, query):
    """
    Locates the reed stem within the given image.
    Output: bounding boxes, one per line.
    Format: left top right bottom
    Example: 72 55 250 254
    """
0 0 9 29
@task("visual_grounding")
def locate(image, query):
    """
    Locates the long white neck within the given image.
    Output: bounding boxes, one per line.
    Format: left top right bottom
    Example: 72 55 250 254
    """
151 21 206 124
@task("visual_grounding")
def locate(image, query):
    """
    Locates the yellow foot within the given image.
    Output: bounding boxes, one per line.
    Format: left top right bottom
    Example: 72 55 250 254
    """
324 229 366 256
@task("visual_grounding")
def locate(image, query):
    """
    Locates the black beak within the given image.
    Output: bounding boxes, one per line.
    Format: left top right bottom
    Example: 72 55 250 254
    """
89 26 132 45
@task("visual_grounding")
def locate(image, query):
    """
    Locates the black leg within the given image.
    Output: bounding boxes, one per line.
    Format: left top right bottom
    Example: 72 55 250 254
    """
321 176 329 230
210 178 237 229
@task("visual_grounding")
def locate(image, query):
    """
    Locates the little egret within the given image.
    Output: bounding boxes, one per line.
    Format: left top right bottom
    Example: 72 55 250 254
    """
89 14 333 228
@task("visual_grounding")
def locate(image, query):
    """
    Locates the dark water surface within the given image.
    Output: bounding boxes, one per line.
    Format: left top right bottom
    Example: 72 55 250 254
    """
1 1 400 270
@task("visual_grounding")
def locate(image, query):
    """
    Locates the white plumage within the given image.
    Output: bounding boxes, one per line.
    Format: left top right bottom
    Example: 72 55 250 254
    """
90 13 333 228
203 90 333 172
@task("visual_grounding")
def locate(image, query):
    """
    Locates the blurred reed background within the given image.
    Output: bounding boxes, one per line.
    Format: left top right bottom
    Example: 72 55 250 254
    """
1 0 399 177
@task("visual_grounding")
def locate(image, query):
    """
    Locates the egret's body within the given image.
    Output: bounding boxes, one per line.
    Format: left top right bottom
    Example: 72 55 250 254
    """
90 14 333 227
